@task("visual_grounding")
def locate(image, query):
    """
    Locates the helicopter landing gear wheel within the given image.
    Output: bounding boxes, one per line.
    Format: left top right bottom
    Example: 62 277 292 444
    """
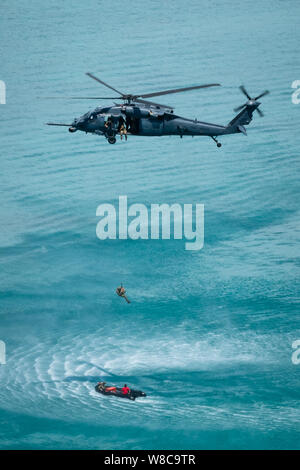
211 136 222 148
108 136 116 144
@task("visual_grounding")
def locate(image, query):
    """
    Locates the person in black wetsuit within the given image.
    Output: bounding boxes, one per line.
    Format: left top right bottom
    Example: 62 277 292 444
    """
97 381 106 391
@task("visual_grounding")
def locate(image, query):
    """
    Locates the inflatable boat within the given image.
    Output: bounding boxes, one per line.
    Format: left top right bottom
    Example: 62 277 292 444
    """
95 383 146 401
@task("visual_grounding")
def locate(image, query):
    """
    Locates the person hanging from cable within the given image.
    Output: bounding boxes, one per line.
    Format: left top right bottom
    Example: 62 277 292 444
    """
116 283 131 303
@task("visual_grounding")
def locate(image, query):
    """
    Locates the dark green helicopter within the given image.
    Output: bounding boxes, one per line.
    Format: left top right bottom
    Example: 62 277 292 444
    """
47 73 269 147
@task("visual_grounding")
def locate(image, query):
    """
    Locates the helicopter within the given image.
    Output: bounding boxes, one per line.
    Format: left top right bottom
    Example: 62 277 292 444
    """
46 73 269 147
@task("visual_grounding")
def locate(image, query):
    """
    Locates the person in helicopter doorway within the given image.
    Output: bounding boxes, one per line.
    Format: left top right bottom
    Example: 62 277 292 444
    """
118 116 127 141
104 117 112 132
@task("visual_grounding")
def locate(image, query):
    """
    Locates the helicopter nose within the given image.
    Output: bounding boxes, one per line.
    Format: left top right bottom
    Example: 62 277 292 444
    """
69 118 78 132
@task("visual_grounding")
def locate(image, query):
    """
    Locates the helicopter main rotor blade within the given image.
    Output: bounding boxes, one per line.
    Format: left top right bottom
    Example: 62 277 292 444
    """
239 86 251 100
46 123 72 126
256 108 264 117
137 83 221 99
254 90 269 100
42 96 122 100
71 96 122 99
134 97 174 109
86 73 125 96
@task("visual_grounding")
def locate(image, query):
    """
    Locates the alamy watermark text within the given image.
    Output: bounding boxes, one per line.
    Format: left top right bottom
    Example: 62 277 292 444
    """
96 196 204 251
0 80 6 104
292 340 300 365
291 80 300 104
0 340 6 365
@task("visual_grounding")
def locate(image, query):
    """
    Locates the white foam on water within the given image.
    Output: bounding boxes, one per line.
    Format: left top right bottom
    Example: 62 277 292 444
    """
0 326 295 430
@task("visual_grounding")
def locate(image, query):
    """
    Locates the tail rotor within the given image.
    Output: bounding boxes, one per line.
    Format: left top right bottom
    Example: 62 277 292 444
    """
234 86 270 116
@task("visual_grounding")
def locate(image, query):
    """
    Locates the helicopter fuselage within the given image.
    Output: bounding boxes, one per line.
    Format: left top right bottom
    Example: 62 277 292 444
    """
69 102 248 145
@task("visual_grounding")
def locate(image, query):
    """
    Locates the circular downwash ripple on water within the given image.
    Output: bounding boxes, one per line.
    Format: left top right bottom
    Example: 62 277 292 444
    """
0 326 299 443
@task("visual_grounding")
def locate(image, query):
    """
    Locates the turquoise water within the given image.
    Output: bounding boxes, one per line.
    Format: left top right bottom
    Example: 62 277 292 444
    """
0 0 300 450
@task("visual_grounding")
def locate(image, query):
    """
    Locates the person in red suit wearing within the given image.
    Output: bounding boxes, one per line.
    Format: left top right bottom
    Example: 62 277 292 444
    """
122 384 130 395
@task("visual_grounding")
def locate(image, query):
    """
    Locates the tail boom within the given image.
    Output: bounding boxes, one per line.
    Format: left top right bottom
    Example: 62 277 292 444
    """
225 103 259 135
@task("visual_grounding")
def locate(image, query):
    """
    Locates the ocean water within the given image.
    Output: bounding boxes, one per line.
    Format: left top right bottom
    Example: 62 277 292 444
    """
0 0 300 450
